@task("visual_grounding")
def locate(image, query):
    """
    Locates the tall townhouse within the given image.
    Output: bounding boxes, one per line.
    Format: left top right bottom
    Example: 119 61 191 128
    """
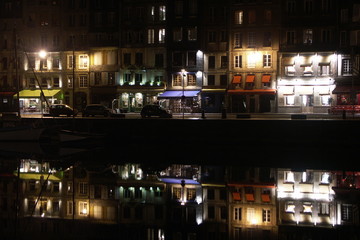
199 0 229 113
200 165 228 240
331 1 360 113
227 0 279 113
277 0 338 114
159 0 203 113
332 170 360 238
0 0 22 113
116 163 167 240
117 0 167 113
276 168 337 239
159 164 203 240
88 0 120 108
228 167 277 240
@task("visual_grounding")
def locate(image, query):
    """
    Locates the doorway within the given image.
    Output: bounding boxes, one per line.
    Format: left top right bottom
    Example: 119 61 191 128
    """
301 95 313 113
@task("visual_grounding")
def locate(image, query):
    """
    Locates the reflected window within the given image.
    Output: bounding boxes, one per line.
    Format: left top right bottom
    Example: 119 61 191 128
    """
285 202 295 213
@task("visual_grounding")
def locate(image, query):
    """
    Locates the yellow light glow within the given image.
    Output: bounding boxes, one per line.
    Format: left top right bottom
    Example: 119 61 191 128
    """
251 218 258 225
39 50 47 59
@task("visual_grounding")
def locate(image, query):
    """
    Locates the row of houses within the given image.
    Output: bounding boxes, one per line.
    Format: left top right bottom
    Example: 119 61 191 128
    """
0 159 359 240
0 0 359 114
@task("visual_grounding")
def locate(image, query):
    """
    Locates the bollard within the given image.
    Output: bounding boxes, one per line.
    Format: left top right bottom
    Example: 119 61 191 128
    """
201 109 206 119
222 108 227 119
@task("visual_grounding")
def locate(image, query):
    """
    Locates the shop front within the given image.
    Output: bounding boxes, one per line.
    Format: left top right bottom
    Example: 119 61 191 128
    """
157 90 201 113
116 90 162 112
330 85 360 114
18 89 62 113
201 89 225 113
228 89 276 113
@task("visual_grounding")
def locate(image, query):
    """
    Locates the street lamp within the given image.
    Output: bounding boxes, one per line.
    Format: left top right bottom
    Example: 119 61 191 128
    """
181 69 186 119
38 50 50 116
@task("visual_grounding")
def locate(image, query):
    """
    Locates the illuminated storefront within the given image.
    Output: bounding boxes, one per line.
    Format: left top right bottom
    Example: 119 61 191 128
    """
18 89 62 113
277 53 336 114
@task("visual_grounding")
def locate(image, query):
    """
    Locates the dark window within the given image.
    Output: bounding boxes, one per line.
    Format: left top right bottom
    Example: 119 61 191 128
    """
52 57 60 68
221 56 228 68
208 75 215 86
155 54 164 68
220 206 227 219
108 72 115 85
208 206 215 219
123 206 131 218
187 52 196 66
208 56 215 69
155 205 163 219
207 189 215 200
135 187 142 198
341 205 353 222
220 75 227 86
135 206 143 219
263 32 271 47
123 53 131 66
173 52 183 66
95 72 101 85
135 53 143 66
220 189 226 200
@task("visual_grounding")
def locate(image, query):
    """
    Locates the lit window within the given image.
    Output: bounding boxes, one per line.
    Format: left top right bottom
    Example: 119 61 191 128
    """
319 202 329 215
173 74 182 87
247 208 255 223
285 65 295 76
159 6 166 21
67 55 74 69
262 209 271 223
148 29 155 44
285 202 295 213
159 29 165 43
302 202 312 213
235 11 243 24
79 201 88 215
285 95 295 106
303 29 313 45
67 75 73 88
79 54 88 69
173 187 182 200
187 188 196 201
285 171 295 182
320 172 330 184
321 95 331 106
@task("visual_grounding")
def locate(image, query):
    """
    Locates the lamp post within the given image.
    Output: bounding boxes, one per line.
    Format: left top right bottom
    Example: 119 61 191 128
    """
181 69 186 119
38 50 48 116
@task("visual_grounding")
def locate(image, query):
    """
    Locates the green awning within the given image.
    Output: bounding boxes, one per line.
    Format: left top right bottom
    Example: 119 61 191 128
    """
18 89 61 98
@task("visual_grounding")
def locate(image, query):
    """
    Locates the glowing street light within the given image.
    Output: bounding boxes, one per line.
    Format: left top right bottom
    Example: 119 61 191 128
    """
38 50 47 59
181 69 187 119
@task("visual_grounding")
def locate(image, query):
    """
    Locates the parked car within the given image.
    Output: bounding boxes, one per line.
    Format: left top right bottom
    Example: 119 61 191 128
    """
140 105 172 118
82 104 113 117
49 104 77 117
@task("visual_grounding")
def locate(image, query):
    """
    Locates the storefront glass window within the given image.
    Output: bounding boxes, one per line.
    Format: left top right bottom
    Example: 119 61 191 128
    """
135 93 143 108
122 93 129 108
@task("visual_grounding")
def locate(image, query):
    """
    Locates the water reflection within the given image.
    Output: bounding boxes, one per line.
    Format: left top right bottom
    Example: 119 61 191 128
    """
1 150 360 240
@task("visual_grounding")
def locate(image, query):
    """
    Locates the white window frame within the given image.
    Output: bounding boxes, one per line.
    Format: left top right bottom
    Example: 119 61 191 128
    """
234 55 242 68
79 54 88 69
148 29 155 44
67 201 73 215
79 75 88 88
67 75 73 88
79 201 88 216
263 54 271 68
234 207 241 221
67 55 74 69
79 182 88 194
263 209 271 223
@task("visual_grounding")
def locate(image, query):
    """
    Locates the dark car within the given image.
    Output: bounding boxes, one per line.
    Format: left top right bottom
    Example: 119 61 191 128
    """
49 104 77 117
140 105 172 118
82 104 112 117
